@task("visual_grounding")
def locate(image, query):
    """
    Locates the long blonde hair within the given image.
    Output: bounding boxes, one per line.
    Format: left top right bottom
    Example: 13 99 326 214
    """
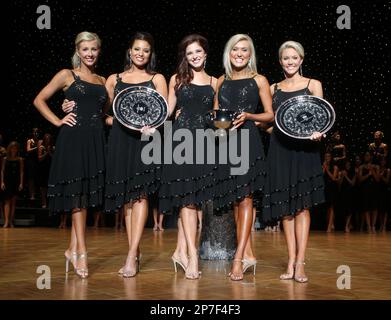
71 31 101 68
223 34 257 79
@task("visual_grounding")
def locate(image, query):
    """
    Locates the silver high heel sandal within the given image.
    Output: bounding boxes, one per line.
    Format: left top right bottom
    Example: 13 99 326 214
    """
118 253 141 275
294 261 308 283
229 259 244 281
75 253 88 279
185 255 201 280
242 258 257 275
122 255 140 278
65 251 77 273
172 256 187 273
280 262 295 280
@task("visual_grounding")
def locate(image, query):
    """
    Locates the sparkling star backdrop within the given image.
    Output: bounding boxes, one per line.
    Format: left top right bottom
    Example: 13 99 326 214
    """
5 0 390 160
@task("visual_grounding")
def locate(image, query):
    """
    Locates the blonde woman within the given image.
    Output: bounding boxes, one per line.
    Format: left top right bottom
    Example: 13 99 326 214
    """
214 34 274 281
262 41 325 283
33 31 107 279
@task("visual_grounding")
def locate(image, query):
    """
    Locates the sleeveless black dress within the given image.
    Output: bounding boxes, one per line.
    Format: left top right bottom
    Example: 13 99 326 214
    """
332 145 345 169
104 75 161 213
339 169 356 214
378 168 390 212
262 81 325 221
360 165 378 211
26 139 38 182
324 163 338 206
3 158 21 199
37 145 53 188
213 77 267 210
369 143 387 165
48 71 107 213
158 83 215 213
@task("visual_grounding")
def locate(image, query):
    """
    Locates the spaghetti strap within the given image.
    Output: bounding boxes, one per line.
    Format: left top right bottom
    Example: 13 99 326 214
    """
150 73 157 81
116 73 121 82
306 78 312 88
70 70 78 80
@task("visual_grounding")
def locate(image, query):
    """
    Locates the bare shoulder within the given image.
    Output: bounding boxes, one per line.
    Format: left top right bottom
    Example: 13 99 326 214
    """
153 73 166 82
107 73 117 82
211 76 218 89
217 75 225 82
152 73 166 89
53 69 73 83
169 74 178 86
57 68 73 78
309 78 322 89
254 74 270 88
106 73 118 86
217 75 225 86
98 75 106 84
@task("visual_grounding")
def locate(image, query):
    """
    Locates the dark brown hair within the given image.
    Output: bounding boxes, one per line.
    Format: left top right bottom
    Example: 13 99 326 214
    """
124 32 156 74
175 34 209 91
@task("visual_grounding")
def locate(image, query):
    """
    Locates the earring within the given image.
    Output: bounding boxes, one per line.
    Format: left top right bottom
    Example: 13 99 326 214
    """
300 65 303 76
203 59 206 69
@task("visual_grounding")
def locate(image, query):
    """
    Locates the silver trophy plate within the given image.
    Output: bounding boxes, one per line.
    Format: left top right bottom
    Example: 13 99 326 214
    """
113 86 168 131
275 95 335 139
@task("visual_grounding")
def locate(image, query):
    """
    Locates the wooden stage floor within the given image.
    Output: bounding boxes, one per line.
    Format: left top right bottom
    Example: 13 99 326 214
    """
0 227 390 300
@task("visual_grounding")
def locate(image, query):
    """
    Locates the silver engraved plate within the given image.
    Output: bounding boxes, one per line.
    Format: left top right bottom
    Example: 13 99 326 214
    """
275 95 336 139
113 86 168 130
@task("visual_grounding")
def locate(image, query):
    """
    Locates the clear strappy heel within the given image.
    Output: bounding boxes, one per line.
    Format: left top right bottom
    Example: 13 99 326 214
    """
172 256 187 273
122 255 140 278
294 261 308 283
242 258 257 275
75 252 88 279
65 251 77 273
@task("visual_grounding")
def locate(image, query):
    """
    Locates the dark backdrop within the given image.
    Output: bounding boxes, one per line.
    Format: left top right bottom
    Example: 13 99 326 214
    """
4 0 390 160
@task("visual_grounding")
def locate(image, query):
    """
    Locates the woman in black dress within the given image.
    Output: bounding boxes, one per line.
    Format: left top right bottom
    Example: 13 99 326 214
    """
378 157 390 232
354 154 365 231
25 127 40 200
159 34 217 279
104 32 167 277
1 142 24 228
37 133 54 208
358 151 379 233
34 31 107 279
262 41 325 283
214 34 273 281
323 152 339 232
328 131 346 170
369 131 388 165
338 159 356 232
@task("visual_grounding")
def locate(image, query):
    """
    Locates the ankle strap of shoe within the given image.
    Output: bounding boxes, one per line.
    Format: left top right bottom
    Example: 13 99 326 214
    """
78 252 88 259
